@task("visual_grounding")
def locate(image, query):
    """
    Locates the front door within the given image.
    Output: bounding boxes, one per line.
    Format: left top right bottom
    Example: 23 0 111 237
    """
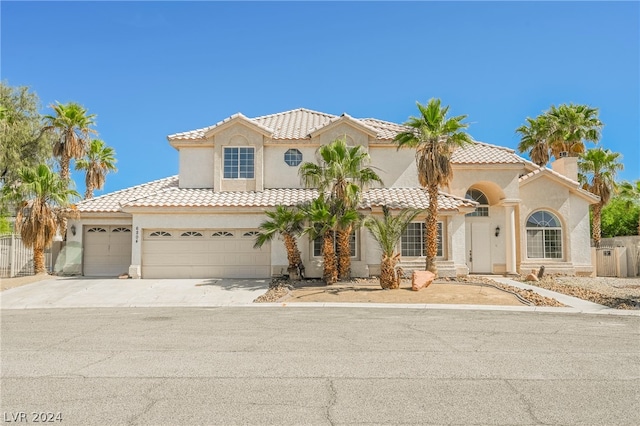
466 222 491 273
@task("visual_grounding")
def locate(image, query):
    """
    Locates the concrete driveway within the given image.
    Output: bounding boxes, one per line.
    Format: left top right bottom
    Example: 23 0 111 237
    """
0 276 270 309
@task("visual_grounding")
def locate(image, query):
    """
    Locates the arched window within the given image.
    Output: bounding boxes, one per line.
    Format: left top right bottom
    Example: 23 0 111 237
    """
526 211 562 259
465 189 489 217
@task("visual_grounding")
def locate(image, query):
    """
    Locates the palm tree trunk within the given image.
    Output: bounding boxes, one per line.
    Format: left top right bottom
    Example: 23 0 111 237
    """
379 253 400 289
322 231 338 285
33 245 47 274
60 155 71 182
84 185 93 199
592 204 602 248
337 227 352 280
426 184 439 276
283 233 302 280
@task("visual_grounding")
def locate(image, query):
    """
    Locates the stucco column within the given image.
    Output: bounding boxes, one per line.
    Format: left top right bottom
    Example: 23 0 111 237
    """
128 219 142 279
504 203 517 275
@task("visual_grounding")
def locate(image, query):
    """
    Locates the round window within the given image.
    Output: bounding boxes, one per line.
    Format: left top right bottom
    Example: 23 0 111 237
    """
284 149 303 166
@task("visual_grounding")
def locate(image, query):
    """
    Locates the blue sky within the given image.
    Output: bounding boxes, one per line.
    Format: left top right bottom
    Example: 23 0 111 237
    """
2 1 638 196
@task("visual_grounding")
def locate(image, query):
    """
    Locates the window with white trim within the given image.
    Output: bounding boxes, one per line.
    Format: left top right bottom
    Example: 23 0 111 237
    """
465 189 489 217
401 222 443 257
526 211 562 259
313 230 357 258
224 147 254 179
284 149 303 166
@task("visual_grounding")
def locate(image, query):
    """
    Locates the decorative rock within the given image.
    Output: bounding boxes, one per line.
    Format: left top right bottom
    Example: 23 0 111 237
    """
525 269 539 282
412 270 435 291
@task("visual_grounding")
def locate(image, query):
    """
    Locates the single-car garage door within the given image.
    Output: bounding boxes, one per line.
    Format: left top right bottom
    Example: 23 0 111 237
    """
142 229 270 279
83 226 132 276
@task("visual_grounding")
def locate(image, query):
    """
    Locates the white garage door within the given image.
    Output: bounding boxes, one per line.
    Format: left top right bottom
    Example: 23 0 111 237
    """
142 229 271 279
83 226 132 276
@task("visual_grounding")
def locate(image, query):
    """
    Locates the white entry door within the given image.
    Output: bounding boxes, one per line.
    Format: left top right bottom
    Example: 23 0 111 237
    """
467 222 491 274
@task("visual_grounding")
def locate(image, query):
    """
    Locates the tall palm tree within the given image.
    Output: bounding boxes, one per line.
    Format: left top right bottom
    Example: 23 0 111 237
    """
299 137 382 280
364 206 423 289
618 180 640 235
2 164 79 274
516 116 551 167
578 148 623 247
254 205 306 280
43 102 96 182
395 98 472 275
75 139 117 199
546 104 603 158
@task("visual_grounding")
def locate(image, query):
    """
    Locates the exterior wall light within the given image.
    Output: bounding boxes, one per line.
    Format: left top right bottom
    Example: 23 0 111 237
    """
71 224 76 236
495 226 500 237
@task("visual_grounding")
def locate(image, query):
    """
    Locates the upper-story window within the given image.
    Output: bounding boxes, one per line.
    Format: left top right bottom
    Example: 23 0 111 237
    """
465 189 489 217
526 211 562 259
284 149 303 166
224 147 254 179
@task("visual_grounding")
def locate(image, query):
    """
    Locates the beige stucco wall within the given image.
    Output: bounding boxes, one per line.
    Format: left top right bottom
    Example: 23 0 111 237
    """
518 175 594 274
263 146 318 188
369 147 418 187
179 147 214 188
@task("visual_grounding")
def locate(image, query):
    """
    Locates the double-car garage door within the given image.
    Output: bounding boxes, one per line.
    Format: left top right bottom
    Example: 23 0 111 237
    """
142 229 271 279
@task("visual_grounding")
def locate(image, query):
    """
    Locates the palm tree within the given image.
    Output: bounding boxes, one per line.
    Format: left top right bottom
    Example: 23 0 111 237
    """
578 148 623 247
254 205 306 280
43 102 96 182
299 137 382 280
2 164 79 274
364 206 423 289
301 197 340 284
546 104 603 159
516 116 551 167
395 98 472 275
618 180 640 235
75 139 117 199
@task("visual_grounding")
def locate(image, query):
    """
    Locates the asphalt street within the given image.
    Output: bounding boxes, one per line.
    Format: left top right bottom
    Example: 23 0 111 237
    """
1 307 639 425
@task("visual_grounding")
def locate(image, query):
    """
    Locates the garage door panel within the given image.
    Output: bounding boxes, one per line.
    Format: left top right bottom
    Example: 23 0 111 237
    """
84 226 132 276
142 229 270 279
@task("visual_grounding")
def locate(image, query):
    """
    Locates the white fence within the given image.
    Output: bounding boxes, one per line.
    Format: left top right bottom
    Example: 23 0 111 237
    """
0 234 53 278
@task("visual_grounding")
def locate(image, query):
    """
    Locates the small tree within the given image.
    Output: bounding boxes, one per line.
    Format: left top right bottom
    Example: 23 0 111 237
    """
2 164 78 273
364 206 423 289
254 205 305 280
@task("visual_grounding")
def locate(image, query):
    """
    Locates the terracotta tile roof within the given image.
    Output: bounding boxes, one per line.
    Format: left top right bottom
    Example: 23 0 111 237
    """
451 141 524 164
362 188 477 211
167 108 407 141
74 176 179 212
253 108 337 140
76 178 475 213
124 187 320 208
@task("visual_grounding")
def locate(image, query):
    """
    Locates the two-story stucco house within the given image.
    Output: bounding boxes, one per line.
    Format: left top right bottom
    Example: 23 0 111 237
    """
62 108 598 279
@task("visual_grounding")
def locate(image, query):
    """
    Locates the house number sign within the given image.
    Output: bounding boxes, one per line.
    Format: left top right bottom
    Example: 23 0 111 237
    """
135 226 139 243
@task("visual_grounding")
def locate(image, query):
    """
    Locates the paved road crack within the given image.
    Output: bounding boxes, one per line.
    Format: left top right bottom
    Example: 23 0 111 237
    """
324 378 337 426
